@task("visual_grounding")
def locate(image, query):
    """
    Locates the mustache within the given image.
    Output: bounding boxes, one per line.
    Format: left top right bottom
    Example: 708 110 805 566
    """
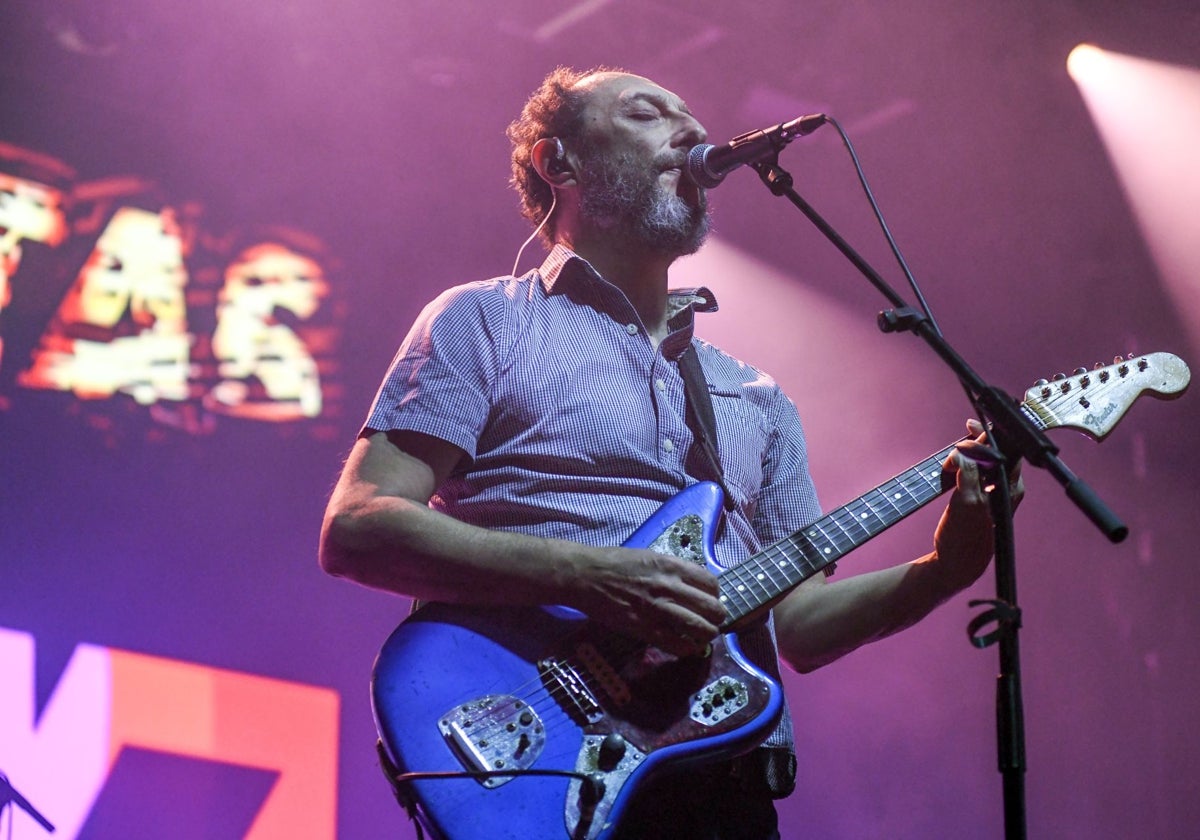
655 152 688 171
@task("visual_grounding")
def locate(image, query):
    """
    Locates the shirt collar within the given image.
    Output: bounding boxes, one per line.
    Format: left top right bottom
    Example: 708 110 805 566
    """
536 243 595 294
535 244 718 359
537 244 718 309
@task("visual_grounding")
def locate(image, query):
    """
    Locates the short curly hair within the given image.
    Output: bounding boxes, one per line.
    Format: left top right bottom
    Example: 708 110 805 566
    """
506 66 626 244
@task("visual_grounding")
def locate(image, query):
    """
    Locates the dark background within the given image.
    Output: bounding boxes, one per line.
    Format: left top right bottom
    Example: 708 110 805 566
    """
1 1 1198 838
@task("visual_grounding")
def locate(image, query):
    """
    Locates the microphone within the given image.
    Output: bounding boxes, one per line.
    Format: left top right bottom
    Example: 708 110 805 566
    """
686 114 827 188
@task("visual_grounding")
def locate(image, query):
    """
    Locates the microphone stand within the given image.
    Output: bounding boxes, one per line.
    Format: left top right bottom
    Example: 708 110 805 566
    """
749 155 1127 840
0 773 56 833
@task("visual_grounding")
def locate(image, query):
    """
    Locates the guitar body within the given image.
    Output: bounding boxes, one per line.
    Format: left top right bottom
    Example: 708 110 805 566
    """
372 482 783 840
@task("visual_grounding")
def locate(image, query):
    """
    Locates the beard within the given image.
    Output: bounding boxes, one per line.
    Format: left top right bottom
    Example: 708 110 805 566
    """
577 147 711 257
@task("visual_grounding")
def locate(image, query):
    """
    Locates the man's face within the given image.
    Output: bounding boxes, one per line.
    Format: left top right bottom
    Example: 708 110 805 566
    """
572 74 711 256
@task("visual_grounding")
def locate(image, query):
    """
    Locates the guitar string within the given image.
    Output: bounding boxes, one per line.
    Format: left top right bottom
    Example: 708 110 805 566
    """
719 387 1087 619
545 370 1107 693
451 604 745 754
741 392 1067 607
719 452 949 621
438 672 590 759
433 628 657 758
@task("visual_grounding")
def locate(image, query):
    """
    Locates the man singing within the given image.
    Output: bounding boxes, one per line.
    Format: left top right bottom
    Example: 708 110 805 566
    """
320 66 1019 839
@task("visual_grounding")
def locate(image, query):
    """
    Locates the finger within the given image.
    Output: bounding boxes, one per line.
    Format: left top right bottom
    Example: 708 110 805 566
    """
644 550 720 595
670 588 727 627
955 437 1004 465
941 445 985 493
951 449 994 504
633 612 713 657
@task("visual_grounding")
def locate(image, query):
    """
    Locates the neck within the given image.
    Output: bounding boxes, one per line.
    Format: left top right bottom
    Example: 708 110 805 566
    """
561 231 677 344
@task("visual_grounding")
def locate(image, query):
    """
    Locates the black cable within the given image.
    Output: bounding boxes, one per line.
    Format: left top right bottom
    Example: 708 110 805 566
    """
824 115 990 427
824 116 943 338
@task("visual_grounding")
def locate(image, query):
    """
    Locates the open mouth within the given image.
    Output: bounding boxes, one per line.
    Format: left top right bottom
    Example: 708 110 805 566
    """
665 167 703 203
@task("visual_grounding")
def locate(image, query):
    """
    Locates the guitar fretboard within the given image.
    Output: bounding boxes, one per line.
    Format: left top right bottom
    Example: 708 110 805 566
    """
717 445 956 627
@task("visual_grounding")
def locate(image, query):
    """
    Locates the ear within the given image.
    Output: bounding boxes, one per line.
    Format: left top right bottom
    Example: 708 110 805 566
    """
531 137 576 188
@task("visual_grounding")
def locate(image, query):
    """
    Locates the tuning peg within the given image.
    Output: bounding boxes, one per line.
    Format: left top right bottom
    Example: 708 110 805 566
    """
1051 372 1067 381
1114 356 1124 364
1073 368 1088 376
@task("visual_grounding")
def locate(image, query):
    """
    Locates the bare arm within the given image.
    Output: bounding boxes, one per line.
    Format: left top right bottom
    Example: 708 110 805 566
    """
775 427 1021 673
319 430 726 655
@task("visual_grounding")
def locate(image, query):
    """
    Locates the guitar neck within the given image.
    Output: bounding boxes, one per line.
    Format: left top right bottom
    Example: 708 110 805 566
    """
718 444 955 628
719 404 1042 628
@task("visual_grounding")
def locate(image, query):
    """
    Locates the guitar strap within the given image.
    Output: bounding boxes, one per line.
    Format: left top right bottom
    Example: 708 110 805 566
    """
678 342 737 512
680 342 797 799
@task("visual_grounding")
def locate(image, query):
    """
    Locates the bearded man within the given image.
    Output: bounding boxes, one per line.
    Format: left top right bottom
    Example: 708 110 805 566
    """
319 67 1017 840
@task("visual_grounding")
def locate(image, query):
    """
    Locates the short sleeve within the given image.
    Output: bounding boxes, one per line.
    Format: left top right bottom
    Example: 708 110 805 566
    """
362 282 511 457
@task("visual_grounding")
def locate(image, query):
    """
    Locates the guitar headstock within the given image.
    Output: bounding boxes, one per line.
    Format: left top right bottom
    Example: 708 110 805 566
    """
1022 352 1190 440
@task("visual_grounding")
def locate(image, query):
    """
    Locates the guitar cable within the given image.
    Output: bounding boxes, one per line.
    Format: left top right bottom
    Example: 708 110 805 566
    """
376 740 605 839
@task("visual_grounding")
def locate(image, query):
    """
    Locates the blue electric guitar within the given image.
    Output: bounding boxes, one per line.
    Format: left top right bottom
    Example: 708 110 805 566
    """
371 352 1189 840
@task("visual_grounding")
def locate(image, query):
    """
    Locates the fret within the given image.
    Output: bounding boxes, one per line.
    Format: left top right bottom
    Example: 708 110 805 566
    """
724 559 772 606
721 444 960 625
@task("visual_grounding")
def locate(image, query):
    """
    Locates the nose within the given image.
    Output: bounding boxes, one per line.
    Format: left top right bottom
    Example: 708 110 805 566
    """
674 113 707 149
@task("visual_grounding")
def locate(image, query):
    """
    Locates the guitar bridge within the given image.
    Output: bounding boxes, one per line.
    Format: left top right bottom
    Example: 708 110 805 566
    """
437 695 545 788
539 657 604 725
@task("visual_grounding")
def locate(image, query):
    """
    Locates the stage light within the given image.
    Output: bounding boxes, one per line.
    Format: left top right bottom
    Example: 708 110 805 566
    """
1066 43 1106 82
1068 46 1200 356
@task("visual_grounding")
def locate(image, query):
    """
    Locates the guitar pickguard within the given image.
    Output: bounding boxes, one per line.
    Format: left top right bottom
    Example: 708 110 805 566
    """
645 513 706 566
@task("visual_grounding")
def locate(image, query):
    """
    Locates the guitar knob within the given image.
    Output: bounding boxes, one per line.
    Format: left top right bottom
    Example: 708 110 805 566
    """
581 774 606 806
597 733 627 771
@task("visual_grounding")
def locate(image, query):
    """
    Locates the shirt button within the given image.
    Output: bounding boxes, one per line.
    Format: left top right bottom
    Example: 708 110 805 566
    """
656 378 666 391
625 323 638 335
663 438 675 452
